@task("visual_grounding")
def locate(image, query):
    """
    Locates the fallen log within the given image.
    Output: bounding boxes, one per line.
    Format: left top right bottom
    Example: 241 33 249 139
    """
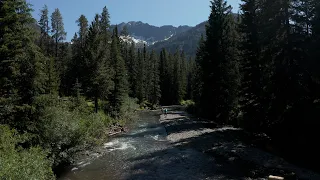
268 175 284 180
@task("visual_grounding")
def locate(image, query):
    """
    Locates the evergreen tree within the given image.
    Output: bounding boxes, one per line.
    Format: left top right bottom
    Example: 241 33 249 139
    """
149 50 161 105
110 26 128 116
179 51 187 100
45 57 60 95
38 5 51 55
199 0 240 124
173 50 182 103
99 6 111 60
136 49 145 103
66 15 88 96
144 46 152 102
168 52 176 104
239 0 266 130
85 14 114 113
51 8 66 58
193 34 205 105
51 8 67 94
128 43 138 97
120 25 129 37
0 0 46 130
186 57 196 100
77 15 89 50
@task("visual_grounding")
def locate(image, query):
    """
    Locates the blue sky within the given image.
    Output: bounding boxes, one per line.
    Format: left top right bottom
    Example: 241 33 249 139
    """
27 0 241 41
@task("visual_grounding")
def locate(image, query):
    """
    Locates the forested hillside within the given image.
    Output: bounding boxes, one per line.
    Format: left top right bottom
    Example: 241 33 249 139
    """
1 0 320 179
190 0 320 171
0 1 193 178
150 21 207 57
111 22 192 45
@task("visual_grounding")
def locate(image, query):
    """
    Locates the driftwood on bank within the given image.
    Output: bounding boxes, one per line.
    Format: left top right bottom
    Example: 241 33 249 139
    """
108 126 128 136
268 175 284 180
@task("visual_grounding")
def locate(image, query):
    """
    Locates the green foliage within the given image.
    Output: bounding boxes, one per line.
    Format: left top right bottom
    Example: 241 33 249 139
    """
110 26 129 116
38 5 51 55
0 125 55 180
51 8 66 58
196 0 240 124
180 100 195 106
120 97 139 121
33 95 113 167
136 48 146 103
147 50 161 105
85 14 114 113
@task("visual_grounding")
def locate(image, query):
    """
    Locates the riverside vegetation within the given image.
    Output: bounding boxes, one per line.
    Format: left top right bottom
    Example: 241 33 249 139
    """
2 0 320 179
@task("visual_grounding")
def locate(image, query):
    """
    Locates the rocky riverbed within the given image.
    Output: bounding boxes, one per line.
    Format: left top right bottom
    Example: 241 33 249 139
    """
59 106 320 180
160 106 320 180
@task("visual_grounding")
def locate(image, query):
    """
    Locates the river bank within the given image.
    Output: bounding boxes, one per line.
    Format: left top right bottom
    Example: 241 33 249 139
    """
160 106 320 180
58 106 320 180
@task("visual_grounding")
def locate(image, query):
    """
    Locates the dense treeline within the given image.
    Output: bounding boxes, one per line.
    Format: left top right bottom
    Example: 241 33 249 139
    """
190 0 320 170
2 0 320 178
0 0 192 178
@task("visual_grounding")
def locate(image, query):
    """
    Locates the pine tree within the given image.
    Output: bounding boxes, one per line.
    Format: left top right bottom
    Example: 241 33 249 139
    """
38 5 51 55
120 25 129 37
45 57 60 95
128 43 138 97
193 34 205 105
136 49 145 103
179 51 187 101
110 26 128 116
77 15 89 50
51 8 66 58
66 15 89 96
85 14 114 113
168 52 176 104
239 0 266 130
149 50 161 105
199 0 240 124
0 0 46 130
186 57 196 100
173 50 182 103
51 8 66 94
99 6 111 60
144 44 152 102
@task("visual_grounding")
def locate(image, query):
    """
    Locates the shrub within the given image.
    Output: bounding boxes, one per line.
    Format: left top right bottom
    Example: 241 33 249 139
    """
32 95 112 168
181 100 197 114
79 111 113 146
120 97 139 122
180 100 195 106
0 125 55 180
38 105 84 167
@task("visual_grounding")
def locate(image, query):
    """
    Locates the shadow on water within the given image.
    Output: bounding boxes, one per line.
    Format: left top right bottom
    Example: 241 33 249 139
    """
59 107 312 180
125 108 302 180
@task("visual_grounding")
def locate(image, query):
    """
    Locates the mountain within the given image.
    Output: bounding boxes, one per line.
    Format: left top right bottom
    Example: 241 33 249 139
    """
149 13 238 57
111 21 192 45
149 21 207 57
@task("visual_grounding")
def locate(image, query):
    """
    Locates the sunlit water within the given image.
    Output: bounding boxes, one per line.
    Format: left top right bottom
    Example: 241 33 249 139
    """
59 111 169 180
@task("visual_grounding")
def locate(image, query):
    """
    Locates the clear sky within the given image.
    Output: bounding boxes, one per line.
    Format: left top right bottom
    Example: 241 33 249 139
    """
27 0 241 41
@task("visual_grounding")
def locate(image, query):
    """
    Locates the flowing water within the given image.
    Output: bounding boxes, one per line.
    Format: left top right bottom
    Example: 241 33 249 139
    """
59 109 320 180
59 110 170 180
59 109 220 180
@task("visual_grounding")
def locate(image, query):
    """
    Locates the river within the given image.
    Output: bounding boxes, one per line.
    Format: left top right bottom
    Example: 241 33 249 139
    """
59 107 320 180
59 108 220 180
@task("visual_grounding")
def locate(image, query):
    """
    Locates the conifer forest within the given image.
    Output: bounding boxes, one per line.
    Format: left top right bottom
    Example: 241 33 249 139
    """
1 0 320 179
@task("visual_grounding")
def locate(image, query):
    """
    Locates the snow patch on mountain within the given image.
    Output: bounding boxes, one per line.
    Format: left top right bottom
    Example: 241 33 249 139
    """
120 35 147 47
164 34 174 41
120 33 174 47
